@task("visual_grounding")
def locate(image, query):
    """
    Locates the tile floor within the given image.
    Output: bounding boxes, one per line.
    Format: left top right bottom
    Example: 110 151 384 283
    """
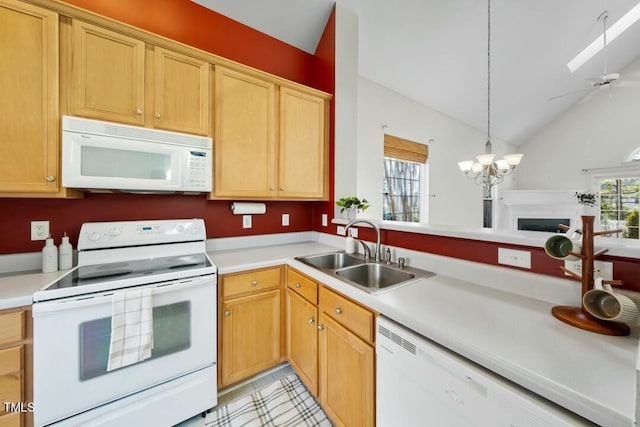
175 363 295 427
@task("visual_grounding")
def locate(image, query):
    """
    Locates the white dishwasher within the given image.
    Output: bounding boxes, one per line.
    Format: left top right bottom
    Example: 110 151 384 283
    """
376 317 594 427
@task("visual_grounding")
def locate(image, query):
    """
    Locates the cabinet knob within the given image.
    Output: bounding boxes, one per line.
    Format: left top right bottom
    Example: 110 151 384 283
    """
317 324 324 331
46 175 56 182
155 112 161 118
269 186 275 191
335 307 343 315
280 186 285 191
295 283 301 288
224 310 230 317
308 317 315 324
135 108 143 115
251 280 258 287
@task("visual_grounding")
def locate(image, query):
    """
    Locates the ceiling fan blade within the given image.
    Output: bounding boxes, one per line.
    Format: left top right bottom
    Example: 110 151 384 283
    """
548 87 593 101
578 88 600 104
616 80 640 88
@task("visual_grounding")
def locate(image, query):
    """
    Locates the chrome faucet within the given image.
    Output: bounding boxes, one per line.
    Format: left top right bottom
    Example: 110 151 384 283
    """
345 220 381 262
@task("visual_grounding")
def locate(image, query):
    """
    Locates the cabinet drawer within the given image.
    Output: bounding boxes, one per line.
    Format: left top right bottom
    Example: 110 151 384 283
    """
287 268 318 304
0 346 23 417
319 287 374 343
0 312 24 347
0 412 21 427
222 267 282 299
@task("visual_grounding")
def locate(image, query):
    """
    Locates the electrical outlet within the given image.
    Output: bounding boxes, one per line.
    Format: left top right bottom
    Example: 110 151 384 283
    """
337 226 346 236
31 221 50 241
498 248 531 269
322 214 328 227
242 215 252 229
282 213 290 226
564 260 613 280
349 228 358 238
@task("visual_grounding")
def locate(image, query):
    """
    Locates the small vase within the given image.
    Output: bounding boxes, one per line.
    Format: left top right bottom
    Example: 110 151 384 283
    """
346 208 357 220
579 205 598 217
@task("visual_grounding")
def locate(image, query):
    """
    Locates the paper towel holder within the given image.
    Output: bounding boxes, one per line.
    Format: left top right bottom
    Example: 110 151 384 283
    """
230 202 267 215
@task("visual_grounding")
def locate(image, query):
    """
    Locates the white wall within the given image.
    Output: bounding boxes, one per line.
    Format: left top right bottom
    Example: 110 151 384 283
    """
333 4 359 218
353 76 519 227
515 57 640 190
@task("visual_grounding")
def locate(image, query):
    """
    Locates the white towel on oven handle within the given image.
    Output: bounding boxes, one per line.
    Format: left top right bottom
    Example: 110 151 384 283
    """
107 288 154 372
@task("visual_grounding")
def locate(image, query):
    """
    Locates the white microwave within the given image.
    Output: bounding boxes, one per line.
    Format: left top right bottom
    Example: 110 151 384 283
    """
62 116 212 193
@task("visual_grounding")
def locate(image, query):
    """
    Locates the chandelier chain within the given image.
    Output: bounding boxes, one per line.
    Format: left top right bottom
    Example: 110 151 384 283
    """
487 0 491 144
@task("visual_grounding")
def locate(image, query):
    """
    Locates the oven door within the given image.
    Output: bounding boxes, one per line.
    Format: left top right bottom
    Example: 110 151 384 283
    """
33 276 216 426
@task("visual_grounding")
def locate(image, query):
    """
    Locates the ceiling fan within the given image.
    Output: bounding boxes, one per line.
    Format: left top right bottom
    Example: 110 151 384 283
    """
550 11 639 102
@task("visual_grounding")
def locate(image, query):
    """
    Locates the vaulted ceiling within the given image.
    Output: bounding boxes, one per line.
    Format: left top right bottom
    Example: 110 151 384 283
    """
193 0 640 145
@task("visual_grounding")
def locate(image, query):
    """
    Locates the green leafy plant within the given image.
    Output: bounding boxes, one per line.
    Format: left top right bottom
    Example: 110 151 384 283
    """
575 192 597 207
336 196 370 213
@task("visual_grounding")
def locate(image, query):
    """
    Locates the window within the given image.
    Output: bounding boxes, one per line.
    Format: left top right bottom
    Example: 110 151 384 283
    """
382 134 428 222
599 176 640 239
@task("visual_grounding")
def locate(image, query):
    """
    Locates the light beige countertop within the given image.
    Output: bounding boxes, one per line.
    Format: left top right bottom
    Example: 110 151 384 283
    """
2 239 638 426
209 240 639 427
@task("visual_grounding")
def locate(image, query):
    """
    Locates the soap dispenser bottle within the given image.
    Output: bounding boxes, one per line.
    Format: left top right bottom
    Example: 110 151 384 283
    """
59 232 73 270
42 235 58 273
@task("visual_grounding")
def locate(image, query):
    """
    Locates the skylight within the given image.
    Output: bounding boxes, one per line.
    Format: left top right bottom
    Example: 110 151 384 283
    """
567 2 640 73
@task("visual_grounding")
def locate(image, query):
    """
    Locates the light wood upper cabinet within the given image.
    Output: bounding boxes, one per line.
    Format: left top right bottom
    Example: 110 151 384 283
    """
212 66 330 200
152 47 210 135
0 0 59 194
279 87 328 199
214 66 276 198
68 21 210 135
69 20 145 126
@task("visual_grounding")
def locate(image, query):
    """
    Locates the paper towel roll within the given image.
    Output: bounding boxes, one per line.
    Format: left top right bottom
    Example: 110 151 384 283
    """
231 202 267 215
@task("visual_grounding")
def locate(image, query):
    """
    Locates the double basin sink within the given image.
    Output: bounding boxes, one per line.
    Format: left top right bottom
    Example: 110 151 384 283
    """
295 251 435 294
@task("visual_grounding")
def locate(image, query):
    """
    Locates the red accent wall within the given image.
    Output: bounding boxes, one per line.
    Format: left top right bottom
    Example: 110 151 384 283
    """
0 195 314 255
328 226 640 292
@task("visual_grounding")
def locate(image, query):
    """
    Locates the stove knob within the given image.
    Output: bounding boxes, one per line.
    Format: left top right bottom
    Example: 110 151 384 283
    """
88 232 101 242
109 227 121 237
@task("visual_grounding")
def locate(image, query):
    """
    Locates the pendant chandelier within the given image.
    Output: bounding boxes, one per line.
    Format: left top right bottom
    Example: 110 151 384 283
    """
457 0 523 189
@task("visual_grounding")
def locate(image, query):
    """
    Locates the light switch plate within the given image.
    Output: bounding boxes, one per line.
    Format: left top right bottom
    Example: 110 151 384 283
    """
564 260 613 280
322 214 328 227
242 215 252 229
498 248 531 269
282 213 290 226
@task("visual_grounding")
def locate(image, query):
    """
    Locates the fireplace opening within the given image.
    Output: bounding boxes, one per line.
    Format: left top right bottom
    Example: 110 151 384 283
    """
517 218 570 233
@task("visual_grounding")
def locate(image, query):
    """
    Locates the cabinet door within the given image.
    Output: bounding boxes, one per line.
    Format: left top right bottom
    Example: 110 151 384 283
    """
213 66 276 198
278 87 328 199
318 313 374 427
0 346 23 418
153 47 210 135
220 289 281 387
286 289 318 396
0 0 59 193
70 20 145 125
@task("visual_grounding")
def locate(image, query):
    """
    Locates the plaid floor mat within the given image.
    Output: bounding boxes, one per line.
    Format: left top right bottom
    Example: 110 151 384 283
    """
206 374 332 427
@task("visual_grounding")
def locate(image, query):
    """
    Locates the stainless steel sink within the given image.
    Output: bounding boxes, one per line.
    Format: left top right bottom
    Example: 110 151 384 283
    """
335 263 415 290
296 252 366 270
295 251 435 294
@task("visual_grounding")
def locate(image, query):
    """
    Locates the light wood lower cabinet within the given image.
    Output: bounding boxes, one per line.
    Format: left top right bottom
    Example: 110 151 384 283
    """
0 308 31 427
219 267 284 388
286 268 376 427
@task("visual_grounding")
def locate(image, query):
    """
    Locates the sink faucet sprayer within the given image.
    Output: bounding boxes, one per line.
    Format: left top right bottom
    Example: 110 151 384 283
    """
345 220 381 262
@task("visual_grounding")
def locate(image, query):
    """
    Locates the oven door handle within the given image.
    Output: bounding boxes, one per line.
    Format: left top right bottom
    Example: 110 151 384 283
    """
32 276 215 315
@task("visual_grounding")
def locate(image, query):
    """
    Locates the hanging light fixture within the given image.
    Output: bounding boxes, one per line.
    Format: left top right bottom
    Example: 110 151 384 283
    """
457 0 523 227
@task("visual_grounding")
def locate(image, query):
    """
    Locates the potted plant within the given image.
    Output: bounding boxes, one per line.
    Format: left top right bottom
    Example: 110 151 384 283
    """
336 196 370 220
575 192 598 216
